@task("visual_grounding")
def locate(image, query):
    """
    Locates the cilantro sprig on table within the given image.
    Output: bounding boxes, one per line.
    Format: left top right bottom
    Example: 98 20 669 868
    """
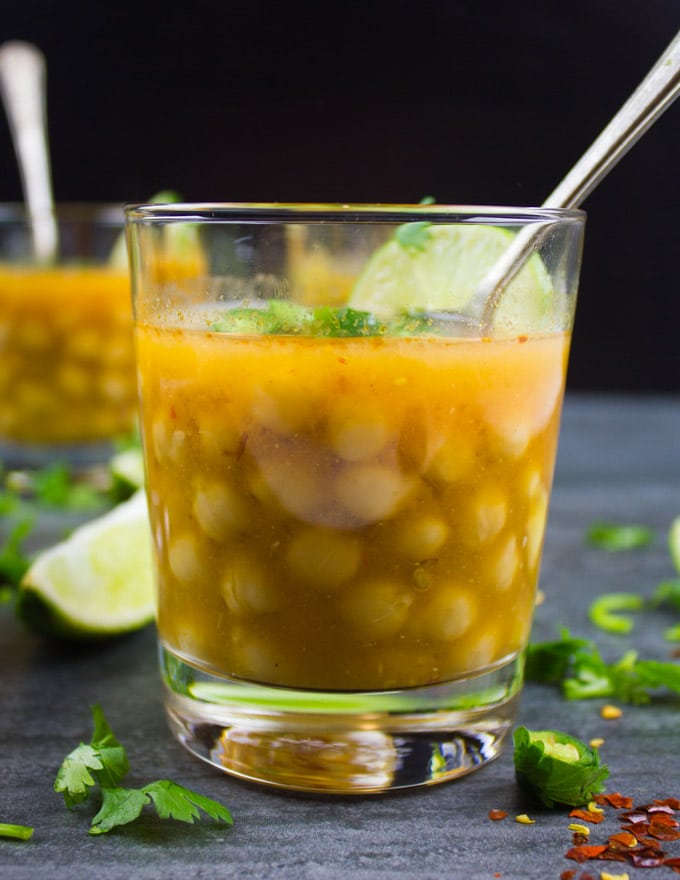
54 705 233 835
525 628 680 704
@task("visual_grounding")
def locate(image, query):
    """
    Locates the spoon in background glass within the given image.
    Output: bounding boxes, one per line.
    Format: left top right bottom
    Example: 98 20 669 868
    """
0 40 58 263
470 28 680 332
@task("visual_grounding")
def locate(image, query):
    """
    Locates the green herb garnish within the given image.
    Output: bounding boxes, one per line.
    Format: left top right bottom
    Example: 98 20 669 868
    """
0 823 34 841
0 518 33 588
525 630 680 704
393 196 436 251
586 522 655 551
31 463 104 511
209 299 444 338
211 301 385 337
513 726 609 808
55 705 233 834
394 221 432 251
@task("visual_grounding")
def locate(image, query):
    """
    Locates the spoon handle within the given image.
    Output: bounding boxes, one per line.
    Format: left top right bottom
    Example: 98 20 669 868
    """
473 29 680 329
0 41 58 262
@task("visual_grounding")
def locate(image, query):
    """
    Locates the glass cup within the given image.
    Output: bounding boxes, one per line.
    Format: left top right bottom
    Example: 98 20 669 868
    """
126 203 585 793
0 204 138 468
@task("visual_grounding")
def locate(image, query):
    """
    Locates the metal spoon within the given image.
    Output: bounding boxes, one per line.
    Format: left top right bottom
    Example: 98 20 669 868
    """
0 40 58 263
471 29 680 331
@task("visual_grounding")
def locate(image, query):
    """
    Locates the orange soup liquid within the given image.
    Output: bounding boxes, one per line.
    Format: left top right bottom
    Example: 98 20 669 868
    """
137 324 569 691
0 266 137 444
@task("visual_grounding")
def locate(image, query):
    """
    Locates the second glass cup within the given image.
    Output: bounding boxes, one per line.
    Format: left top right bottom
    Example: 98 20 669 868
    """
0 203 137 468
126 202 585 793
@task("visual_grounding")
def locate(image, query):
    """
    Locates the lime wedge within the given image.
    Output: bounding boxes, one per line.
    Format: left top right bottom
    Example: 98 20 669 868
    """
16 490 155 640
670 516 680 574
349 224 554 332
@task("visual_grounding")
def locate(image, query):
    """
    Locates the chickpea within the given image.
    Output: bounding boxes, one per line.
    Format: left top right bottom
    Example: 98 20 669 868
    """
339 579 413 641
193 479 249 542
286 527 361 591
335 464 413 523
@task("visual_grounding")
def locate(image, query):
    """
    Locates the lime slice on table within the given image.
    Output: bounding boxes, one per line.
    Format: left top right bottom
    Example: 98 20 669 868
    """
16 490 155 640
349 224 554 333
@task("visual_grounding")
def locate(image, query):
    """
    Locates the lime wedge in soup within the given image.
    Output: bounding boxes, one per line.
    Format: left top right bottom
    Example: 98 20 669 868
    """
349 224 554 333
16 490 155 640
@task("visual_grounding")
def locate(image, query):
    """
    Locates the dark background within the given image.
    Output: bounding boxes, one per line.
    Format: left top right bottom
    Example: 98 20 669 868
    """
1 0 678 391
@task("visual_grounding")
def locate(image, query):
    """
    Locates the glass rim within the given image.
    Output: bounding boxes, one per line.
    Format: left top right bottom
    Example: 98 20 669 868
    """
124 201 586 225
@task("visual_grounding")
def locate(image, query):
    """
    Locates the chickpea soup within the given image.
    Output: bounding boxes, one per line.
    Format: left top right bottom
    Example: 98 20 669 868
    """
137 322 569 692
0 265 137 444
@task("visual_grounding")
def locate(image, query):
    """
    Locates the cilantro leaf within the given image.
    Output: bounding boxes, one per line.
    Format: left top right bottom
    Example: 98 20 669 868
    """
525 630 680 704
312 306 382 337
524 630 591 684
54 743 105 808
54 705 129 807
142 780 234 825
90 787 147 834
633 659 680 694
394 221 431 251
89 781 233 834
32 463 105 511
89 704 130 789
562 647 652 704
586 522 655 551
513 726 609 808
0 518 33 587
56 705 233 836
211 301 386 337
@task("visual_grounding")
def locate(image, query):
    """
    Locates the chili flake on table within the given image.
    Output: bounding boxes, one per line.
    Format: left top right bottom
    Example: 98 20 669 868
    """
563 793 680 874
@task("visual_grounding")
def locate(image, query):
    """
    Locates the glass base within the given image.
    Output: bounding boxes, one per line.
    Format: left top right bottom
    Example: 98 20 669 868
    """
160 644 523 794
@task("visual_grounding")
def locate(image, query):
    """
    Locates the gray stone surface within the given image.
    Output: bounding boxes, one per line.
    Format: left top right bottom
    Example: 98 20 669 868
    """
2 393 680 879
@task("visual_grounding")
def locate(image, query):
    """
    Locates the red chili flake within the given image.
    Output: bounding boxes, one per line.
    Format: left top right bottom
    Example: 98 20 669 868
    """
640 803 675 815
621 822 650 837
488 809 508 821
595 792 635 809
656 798 680 810
565 845 609 862
629 852 667 868
572 832 590 846
518 335 528 344
560 871 578 880
620 810 650 824
608 830 638 848
664 857 680 867
598 850 628 862
649 824 680 842
649 812 680 828
636 835 664 849
569 809 605 825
